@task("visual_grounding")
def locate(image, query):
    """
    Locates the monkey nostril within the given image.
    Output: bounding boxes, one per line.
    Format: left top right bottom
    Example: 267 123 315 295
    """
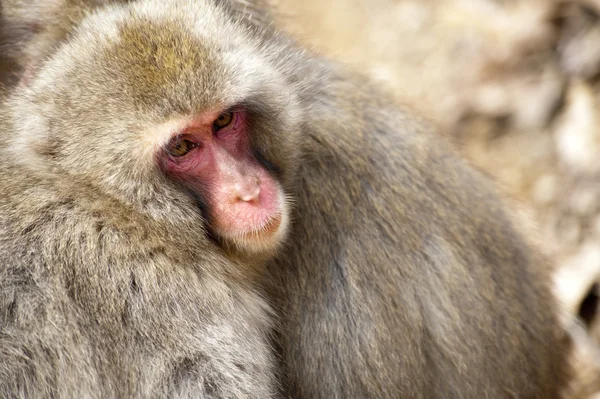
234 181 260 202
240 188 260 202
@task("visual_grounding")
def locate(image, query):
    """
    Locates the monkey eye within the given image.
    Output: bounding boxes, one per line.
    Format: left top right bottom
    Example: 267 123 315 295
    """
213 111 234 130
167 138 198 157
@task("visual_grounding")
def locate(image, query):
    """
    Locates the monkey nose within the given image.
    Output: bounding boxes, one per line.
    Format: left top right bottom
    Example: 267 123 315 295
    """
235 179 260 202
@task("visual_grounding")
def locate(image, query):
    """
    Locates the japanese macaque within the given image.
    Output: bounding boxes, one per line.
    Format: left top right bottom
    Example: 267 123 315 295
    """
0 0 286 397
1 0 570 398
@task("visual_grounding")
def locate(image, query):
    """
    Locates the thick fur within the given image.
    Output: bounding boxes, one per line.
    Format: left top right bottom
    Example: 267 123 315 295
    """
267 79 572 398
0 0 571 398
246 7 570 399
0 1 282 397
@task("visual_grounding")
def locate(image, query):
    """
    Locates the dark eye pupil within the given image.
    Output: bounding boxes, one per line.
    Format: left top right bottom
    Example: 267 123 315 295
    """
214 112 233 129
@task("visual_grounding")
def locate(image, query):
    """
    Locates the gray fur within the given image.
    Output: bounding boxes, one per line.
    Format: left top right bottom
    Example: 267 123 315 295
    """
227 5 572 399
265 43 572 399
0 1 280 397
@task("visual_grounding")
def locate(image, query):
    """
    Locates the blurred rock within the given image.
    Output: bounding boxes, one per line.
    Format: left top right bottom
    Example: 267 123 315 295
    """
557 0 600 79
555 80 600 173
556 242 600 313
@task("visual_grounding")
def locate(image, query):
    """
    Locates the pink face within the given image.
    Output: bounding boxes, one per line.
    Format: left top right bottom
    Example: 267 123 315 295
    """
160 108 288 254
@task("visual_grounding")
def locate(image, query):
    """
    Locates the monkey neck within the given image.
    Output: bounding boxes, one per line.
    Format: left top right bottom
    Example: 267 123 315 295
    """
229 246 272 266
218 241 273 281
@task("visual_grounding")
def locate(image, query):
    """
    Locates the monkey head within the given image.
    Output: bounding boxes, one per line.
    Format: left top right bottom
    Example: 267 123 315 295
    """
5 0 303 257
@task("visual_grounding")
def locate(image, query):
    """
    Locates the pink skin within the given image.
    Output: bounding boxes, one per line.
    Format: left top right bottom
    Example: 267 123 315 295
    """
162 108 282 243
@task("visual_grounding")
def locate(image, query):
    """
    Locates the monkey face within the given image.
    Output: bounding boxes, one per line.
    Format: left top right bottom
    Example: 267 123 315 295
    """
5 0 303 256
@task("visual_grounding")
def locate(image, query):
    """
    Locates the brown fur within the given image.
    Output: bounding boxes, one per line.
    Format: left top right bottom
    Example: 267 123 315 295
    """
267 79 571 397
0 1 280 397
1 0 571 398
232 4 571 398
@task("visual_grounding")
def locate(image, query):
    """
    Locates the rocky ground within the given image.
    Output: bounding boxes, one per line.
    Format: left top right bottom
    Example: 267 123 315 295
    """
271 0 600 396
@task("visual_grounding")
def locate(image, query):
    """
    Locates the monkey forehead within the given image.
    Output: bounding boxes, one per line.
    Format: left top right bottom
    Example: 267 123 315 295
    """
8 0 302 182
46 0 284 114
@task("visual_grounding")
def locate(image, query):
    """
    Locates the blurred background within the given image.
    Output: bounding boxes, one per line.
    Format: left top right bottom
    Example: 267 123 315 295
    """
269 0 600 397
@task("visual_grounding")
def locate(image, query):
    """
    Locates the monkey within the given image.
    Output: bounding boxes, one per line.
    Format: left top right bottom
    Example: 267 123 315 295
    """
1 0 571 398
215 4 569 399
261 69 572 396
0 4 16 88
0 1 291 397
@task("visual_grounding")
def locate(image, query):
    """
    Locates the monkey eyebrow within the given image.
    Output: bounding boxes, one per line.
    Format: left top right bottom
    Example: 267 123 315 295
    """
220 106 244 117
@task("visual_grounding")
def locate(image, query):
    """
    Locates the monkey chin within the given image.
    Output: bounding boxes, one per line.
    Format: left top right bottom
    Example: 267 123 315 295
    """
216 201 290 259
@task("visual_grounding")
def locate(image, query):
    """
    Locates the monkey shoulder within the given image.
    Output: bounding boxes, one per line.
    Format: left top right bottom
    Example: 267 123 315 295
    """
0 169 276 398
0 172 102 397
